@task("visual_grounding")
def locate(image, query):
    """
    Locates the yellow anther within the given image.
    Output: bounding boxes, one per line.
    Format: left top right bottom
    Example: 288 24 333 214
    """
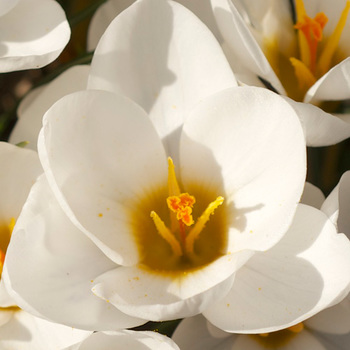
186 196 224 254
167 193 195 226
288 323 304 333
150 211 182 257
290 57 316 92
318 1 350 76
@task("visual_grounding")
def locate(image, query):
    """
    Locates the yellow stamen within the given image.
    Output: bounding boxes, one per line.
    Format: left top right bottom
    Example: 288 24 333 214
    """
318 1 350 76
290 57 316 91
294 2 328 73
288 323 304 333
167 157 180 196
8 217 16 233
186 196 224 254
150 211 182 256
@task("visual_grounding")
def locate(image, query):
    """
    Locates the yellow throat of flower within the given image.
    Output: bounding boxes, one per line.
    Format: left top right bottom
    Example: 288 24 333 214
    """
132 157 227 275
266 0 350 101
0 217 15 278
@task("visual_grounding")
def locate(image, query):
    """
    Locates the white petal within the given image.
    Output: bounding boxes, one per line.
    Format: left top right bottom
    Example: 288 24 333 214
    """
39 90 167 266
305 58 350 103
88 0 236 153
172 315 235 350
87 0 135 51
210 0 285 94
284 97 350 146
64 330 180 350
92 249 252 320
0 309 90 350
3 175 145 330
9 65 90 151
0 142 41 221
203 204 350 333
301 182 325 210
231 329 327 350
0 0 19 16
0 0 70 72
181 87 306 252
322 171 350 235
305 295 350 334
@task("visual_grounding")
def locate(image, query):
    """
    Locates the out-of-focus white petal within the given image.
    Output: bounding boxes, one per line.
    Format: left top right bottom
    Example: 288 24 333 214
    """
203 204 350 333
305 58 350 103
306 295 350 334
39 90 167 266
10 66 90 150
173 315 234 350
3 175 145 331
0 309 90 350
321 171 350 235
210 0 285 94
0 0 70 72
284 97 350 146
63 330 180 350
88 0 236 154
181 87 306 252
301 182 325 210
0 0 19 16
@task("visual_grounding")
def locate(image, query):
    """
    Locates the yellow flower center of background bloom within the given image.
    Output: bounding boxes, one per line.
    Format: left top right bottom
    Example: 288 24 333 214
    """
132 158 227 275
0 217 15 278
264 0 350 101
252 323 304 347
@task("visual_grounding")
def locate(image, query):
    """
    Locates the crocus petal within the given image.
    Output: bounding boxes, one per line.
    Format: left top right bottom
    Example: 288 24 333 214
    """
305 295 350 334
0 0 19 16
0 142 41 220
322 171 350 235
92 249 252 320
39 90 168 266
0 0 70 72
203 204 350 333
88 0 236 154
301 182 325 210
305 58 350 103
63 330 180 350
210 0 285 94
88 0 134 51
283 96 350 146
172 315 235 350
231 330 326 350
3 175 145 330
10 65 90 151
0 309 90 350
180 87 306 252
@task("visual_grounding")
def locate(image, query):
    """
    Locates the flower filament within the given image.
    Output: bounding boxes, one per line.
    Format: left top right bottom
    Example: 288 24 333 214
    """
150 158 224 257
0 217 16 278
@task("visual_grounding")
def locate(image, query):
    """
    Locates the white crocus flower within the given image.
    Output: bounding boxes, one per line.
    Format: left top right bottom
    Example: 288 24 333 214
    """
64 330 180 350
3 0 350 333
210 0 350 146
0 0 70 72
0 142 90 349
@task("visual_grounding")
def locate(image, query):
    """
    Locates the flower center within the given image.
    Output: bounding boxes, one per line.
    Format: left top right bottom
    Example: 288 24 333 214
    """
265 0 350 101
132 158 227 275
252 323 304 347
0 217 15 278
